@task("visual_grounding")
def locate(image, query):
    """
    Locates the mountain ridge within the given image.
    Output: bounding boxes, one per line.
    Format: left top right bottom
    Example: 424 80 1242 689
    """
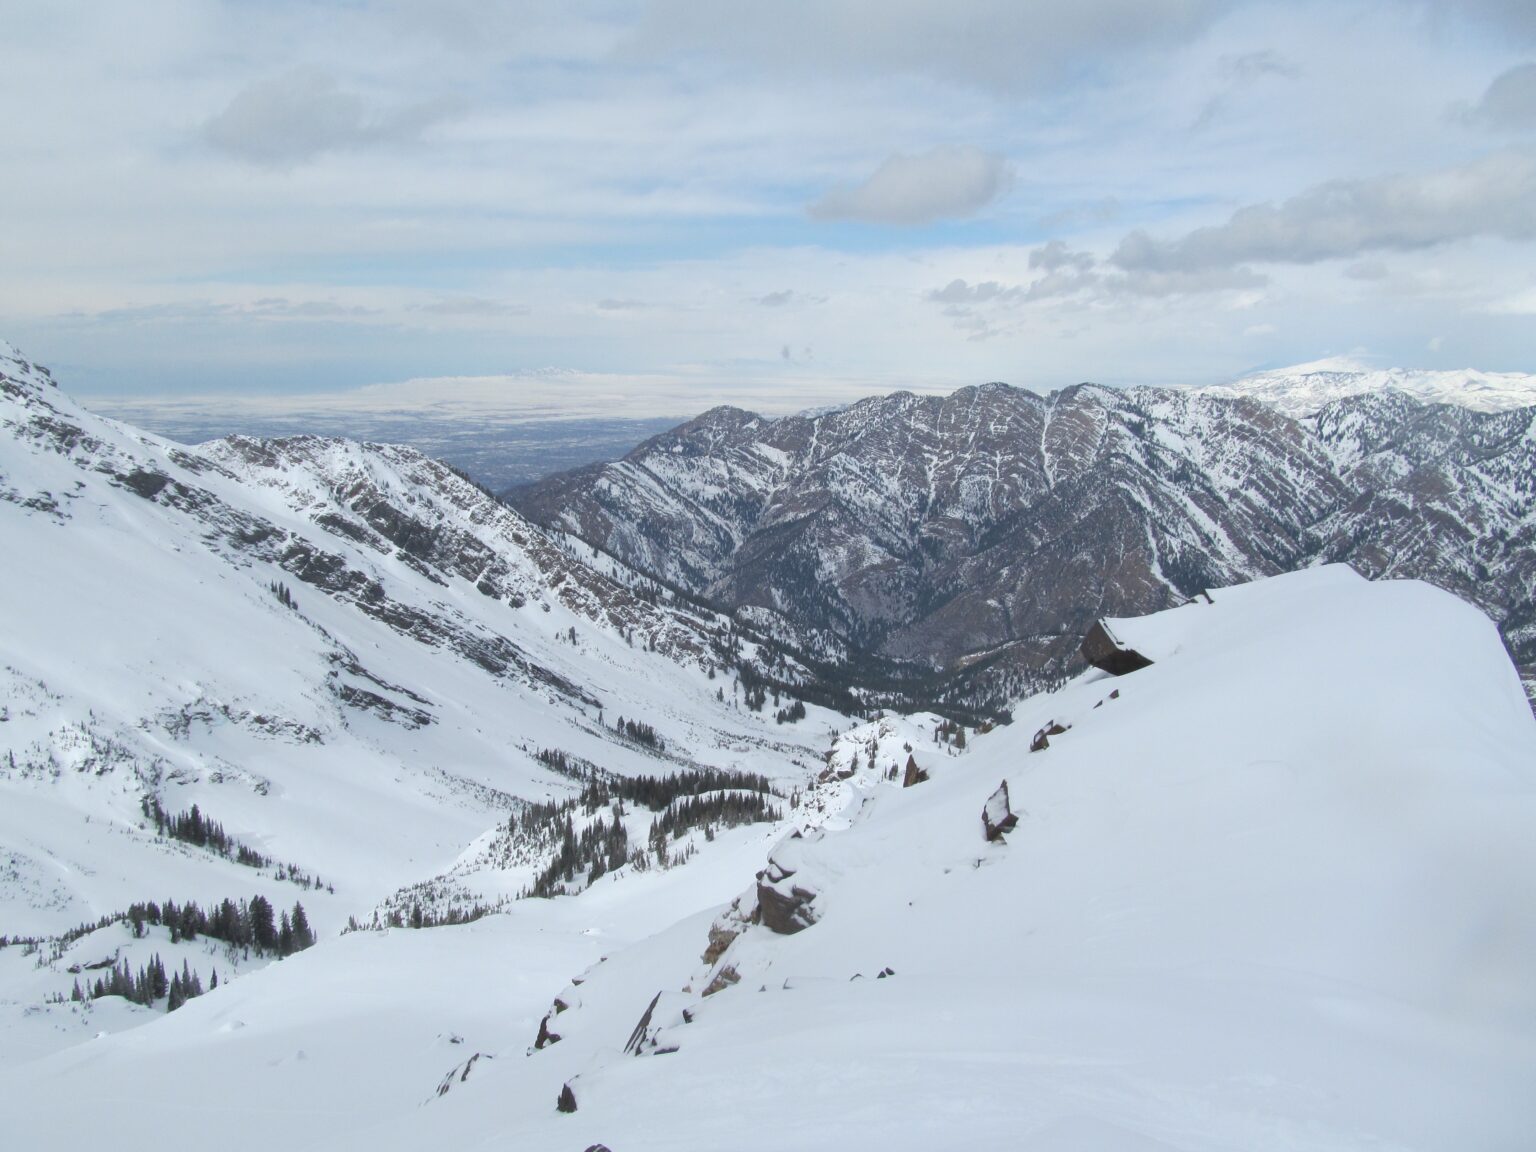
511 378 1536 708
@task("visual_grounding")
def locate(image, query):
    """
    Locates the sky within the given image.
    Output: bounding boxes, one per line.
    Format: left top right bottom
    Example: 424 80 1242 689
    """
3 0 1535 420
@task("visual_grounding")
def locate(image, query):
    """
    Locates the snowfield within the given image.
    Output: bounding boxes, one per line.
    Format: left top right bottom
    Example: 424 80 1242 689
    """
5 559 1534 1149
1201 356 1536 418
3 339 1534 1151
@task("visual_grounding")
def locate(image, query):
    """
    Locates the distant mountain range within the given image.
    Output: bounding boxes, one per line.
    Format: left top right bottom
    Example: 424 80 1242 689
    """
511 371 1536 709
1199 356 1536 418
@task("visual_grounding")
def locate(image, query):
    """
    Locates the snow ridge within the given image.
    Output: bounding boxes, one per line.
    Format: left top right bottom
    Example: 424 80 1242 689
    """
1202 359 1536 419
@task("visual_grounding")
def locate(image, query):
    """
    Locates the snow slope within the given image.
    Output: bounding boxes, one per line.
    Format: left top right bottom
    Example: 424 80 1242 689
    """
5 565 1532 1151
1203 356 1536 419
0 341 835 1054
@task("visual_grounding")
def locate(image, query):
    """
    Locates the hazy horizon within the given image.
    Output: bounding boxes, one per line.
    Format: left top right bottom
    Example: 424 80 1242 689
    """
4 2 1535 415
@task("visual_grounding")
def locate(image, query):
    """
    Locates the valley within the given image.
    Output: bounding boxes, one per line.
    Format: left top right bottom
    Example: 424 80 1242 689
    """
2 341 1534 1150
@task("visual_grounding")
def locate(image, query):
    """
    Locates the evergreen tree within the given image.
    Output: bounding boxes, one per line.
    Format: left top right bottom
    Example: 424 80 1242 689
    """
249 895 277 952
290 902 315 951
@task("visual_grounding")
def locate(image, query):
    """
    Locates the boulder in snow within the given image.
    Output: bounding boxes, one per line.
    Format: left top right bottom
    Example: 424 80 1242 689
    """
1080 618 1153 676
901 754 928 788
982 780 1019 842
534 1011 561 1050
1029 721 1068 752
756 832 820 935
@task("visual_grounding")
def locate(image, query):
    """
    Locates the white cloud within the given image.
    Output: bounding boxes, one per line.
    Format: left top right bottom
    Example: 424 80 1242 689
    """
4 1 1536 406
1344 259 1390 280
928 279 1026 305
629 0 1224 95
1111 151 1536 272
203 67 456 166
810 146 1013 226
1220 49 1300 82
1484 288 1536 314
1427 0 1536 43
1029 240 1096 273
1460 62 1536 133
754 290 826 307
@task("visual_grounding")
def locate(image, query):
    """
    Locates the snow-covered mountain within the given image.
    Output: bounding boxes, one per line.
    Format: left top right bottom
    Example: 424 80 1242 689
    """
511 380 1536 707
5 565 1533 1151
1201 356 1536 419
4 340 1534 1149
0 339 840 1055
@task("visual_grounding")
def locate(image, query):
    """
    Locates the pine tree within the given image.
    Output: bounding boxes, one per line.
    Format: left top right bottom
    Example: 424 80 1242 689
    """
250 895 277 952
290 902 315 951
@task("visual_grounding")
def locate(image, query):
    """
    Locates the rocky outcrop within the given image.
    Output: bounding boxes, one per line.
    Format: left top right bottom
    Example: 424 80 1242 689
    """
982 781 1019 842
1080 620 1153 676
901 754 928 788
756 832 820 935
623 992 663 1055
702 964 740 997
1029 721 1069 753
434 1052 489 1097
534 1011 561 1051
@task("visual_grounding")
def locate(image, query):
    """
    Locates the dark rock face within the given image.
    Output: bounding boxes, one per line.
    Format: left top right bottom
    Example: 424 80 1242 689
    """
755 833 819 935
119 469 172 499
510 383 1536 702
557 1083 578 1113
434 1052 489 1097
982 781 1018 842
534 1012 561 1051
757 878 817 935
623 991 663 1056
901 754 928 788
1029 722 1068 753
1080 620 1153 676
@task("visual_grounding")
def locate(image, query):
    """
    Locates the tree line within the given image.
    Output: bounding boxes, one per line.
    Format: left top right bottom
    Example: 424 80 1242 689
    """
124 894 316 956
141 795 330 890
67 895 317 1013
576 765 773 813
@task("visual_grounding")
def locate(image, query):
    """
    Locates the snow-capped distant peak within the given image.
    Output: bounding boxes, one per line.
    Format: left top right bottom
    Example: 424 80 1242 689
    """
1200 360 1536 419
1257 354 1376 376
